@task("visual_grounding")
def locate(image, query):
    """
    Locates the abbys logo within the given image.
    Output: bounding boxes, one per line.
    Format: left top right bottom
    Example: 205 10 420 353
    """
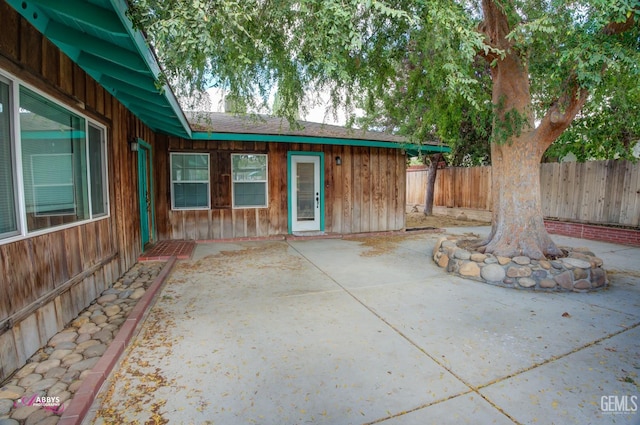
14 393 65 414
601 395 638 415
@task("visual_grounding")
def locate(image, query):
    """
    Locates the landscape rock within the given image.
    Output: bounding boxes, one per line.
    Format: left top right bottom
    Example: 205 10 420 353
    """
506 266 532 278
34 359 61 375
104 304 121 317
554 271 574 290
459 261 480 277
518 278 537 288
0 385 25 400
470 253 487 262
540 279 557 288
68 357 100 372
574 279 592 290
433 237 607 292
512 256 531 265
454 249 472 260
481 264 506 282
17 374 42 388
96 294 118 305
129 287 146 300
573 268 588 280
48 332 77 347
591 268 607 287
24 408 53 425
0 399 14 415
11 406 39 420
561 257 591 269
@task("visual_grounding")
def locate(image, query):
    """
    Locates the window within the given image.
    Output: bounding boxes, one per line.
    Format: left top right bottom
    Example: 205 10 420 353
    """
0 71 109 242
89 123 108 217
171 153 210 209
232 154 268 208
0 77 17 238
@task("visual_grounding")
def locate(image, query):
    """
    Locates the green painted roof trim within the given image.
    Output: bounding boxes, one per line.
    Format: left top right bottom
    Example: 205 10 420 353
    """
192 132 450 154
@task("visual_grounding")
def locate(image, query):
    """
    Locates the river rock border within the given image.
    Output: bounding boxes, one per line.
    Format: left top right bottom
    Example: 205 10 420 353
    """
433 236 608 292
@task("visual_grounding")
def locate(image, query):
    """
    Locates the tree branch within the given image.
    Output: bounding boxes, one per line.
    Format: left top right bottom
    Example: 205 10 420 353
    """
603 9 639 35
476 0 512 64
536 80 589 153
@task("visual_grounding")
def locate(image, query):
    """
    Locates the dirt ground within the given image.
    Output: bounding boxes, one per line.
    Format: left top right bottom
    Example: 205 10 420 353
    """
405 211 490 228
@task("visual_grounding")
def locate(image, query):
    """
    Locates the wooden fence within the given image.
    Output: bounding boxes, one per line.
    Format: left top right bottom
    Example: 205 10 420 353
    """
407 159 640 227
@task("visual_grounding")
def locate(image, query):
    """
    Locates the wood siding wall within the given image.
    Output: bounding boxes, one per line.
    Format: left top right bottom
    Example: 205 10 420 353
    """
407 160 640 227
155 137 407 240
0 2 153 380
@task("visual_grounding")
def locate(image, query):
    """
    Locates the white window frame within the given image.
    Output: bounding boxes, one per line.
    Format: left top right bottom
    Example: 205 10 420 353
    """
88 122 109 218
0 74 20 239
231 153 269 209
170 152 211 210
0 68 110 246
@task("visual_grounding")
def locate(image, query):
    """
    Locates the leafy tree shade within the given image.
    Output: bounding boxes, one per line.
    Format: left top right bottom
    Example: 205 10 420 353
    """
544 71 640 162
129 0 640 259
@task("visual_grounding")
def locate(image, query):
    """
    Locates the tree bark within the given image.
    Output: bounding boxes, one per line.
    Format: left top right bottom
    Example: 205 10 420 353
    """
476 0 588 259
483 135 563 259
423 153 442 216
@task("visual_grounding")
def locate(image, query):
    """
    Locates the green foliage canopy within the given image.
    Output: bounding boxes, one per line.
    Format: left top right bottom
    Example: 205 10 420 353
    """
129 0 640 159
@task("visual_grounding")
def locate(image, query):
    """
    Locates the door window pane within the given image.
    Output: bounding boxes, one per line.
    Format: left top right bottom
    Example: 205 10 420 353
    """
296 162 315 220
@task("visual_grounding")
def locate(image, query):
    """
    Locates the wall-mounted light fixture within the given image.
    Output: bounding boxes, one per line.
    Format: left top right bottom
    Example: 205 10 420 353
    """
130 138 139 152
335 156 342 166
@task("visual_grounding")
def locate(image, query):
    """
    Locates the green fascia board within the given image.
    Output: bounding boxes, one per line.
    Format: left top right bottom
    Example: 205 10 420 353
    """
192 131 450 153
31 0 124 35
108 0 162 77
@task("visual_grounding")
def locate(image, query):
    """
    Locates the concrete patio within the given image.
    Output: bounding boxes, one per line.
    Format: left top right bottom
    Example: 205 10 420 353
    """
86 228 640 425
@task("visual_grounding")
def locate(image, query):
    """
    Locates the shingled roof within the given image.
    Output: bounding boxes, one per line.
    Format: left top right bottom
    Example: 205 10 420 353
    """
188 112 442 146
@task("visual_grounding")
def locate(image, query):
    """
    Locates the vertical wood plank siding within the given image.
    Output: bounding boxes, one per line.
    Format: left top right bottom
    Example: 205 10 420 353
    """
407 160 640 227
156 136 407 240
0 2 152 380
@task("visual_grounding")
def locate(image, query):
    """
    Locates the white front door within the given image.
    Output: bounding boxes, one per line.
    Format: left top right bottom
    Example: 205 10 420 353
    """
291 155 321 232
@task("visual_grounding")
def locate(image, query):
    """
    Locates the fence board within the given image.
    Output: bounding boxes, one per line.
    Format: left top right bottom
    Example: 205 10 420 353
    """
408 160 640 227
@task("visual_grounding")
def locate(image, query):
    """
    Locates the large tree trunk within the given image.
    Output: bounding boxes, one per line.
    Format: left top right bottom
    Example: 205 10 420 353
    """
423 153 442 216
477 0 587 259
483 136 563 259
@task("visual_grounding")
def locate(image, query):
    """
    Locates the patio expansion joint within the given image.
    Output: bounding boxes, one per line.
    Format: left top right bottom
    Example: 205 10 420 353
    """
474 319 640 392
286 241 524 425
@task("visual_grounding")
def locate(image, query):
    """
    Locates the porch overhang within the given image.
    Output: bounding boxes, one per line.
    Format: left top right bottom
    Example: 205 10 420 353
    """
7 0 192 139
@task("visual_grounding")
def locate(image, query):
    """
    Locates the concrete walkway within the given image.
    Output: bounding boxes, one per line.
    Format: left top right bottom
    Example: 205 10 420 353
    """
86 228 640 425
